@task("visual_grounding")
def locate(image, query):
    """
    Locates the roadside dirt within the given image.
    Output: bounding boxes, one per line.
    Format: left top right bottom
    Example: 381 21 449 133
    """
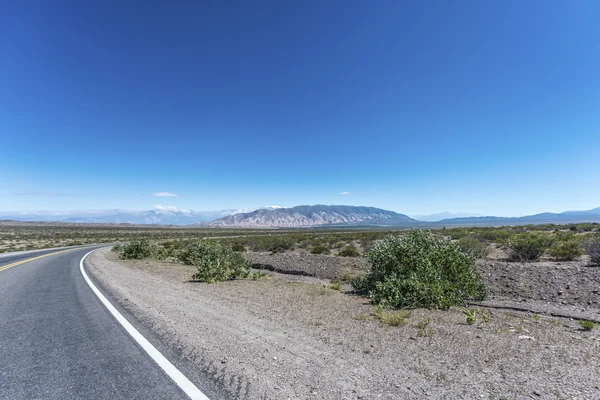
87 248 600 399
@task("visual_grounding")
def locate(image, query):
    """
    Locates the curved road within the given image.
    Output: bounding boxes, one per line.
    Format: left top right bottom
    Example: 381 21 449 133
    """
0 246 218 400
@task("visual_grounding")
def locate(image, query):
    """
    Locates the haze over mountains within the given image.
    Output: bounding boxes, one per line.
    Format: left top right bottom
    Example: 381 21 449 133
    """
1 205 599 228
0 206 282 226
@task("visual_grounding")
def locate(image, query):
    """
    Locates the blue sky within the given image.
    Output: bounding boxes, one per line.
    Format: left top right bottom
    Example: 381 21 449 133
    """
2 1 599 216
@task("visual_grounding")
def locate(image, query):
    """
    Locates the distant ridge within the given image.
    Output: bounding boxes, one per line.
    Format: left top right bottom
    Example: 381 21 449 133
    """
209 205 418 228
431 207 600 227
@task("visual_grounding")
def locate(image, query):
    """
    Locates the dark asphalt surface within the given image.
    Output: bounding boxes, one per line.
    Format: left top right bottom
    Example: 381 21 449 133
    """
0 246 202 400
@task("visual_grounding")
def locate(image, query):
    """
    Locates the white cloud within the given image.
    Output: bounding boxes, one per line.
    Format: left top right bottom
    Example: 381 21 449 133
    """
154 204 189 212
152 192 178 197
340 192 351 196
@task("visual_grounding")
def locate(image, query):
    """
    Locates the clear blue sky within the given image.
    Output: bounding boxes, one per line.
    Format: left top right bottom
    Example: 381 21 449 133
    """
2 1 599 216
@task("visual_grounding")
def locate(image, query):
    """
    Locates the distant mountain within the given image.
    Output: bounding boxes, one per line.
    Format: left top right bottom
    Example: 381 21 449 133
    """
209 205 418 228
2 205 599 227
411 212 482 222
432 207 600 227
0 206 282 226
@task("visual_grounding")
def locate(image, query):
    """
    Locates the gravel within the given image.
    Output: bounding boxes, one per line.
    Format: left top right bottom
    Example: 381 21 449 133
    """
245 251 369 279
87 248 600 400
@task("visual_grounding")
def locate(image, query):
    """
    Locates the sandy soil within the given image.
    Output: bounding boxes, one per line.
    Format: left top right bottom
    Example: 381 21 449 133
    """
87 248 600 400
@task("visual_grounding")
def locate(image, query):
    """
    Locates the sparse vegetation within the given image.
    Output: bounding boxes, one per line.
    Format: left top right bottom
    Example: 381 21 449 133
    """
457 236 491 258
582 234 600 265
231 243 246 252
310 244 330 255
337 245 360 257
578 320 595 331
505 232 553 261
548 233 583 261
415 317 434 337
353 230 487 309
463 308 476 325
373 305 411 326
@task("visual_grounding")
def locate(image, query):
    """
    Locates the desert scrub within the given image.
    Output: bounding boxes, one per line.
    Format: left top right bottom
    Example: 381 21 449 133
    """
463 308 476 325
415 317 434 337
373 305 411 326
579 320 595 331
457 236 491 259
337 245 360 257
582 234 600 265
117 239 160 259
179 241 250 283
548 233 583 261
353 230 486 309
310 244 331 255
505 232 553 261
231 242 246 252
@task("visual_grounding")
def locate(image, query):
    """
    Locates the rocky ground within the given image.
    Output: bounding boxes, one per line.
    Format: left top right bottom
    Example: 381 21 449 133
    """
87 248 600 400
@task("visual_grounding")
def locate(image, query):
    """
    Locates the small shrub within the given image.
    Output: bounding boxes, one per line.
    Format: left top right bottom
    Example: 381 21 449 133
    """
582 235 600 265
548 234 583 261
579 320 595 331
118 239 159 259
505 233 553 261
353 230 486 309
457 236 491 259
251 270 265 280
328 282 341 290
463 308 476 325
373 305 411 326
311 244 331 255
231 243 246 252
337 245 360 257
265 238 294 253
479 310 491 323
415 317 434 337
179 241 250 283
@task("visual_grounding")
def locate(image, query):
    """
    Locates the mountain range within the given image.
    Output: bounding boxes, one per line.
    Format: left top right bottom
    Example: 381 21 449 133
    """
0 206 282 226
209 205 416 228
1 205 599 228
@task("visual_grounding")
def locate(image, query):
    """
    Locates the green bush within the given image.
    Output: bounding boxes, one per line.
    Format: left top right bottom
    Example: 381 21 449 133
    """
310 244 330 255
353 230 486 309
231 243 246 252
579 320 595 331
505 233 553 261
548 234 583 261
118 239 160 259
457 236 491 259
337 245 360 257
582 234 600 265
179 241 250 283
261 237 295 253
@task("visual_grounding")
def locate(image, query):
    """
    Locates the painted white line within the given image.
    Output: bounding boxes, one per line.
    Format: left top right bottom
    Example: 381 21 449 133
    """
79 249 209 400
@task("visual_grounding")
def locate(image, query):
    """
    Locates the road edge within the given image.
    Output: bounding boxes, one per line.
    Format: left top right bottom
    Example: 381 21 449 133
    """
79 248 210 400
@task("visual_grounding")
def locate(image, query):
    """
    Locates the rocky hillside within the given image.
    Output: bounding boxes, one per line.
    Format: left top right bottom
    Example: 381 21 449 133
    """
209 205 418 228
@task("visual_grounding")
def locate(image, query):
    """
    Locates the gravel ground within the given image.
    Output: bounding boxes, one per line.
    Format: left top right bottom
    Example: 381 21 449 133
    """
87 248 600 400
245 252 369 279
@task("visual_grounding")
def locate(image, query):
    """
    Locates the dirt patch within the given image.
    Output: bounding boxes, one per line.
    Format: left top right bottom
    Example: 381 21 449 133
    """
88 248 600 399
477 259 599 306
245 251 368 280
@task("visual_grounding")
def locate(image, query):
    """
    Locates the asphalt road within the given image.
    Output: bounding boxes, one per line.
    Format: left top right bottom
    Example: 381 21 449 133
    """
0 246 215 400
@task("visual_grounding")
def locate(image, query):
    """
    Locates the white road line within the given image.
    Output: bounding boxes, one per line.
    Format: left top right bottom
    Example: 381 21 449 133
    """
79 249 209 400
